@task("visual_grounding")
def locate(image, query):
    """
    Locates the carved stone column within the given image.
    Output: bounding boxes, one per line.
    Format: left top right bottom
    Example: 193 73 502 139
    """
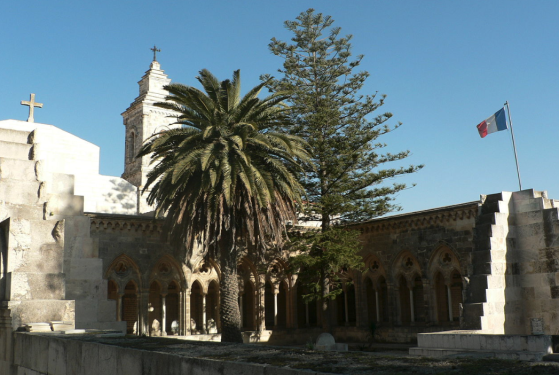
239 292 244 329
202 293 207 333
116 293 124 322
139 290 149 336
161 293 167 336
273 289 279 327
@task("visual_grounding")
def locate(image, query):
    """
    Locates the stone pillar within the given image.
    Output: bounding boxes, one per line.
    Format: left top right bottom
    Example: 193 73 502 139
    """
239 293 244 329
409 288 415 323
116 293 124 322
139 290 149 336
161 293 167 336
375 290 380 322
446 285 453 322
179 290 185 335
344 289 349 325
273 290 278 327
184 289 191 335
202 293 207 333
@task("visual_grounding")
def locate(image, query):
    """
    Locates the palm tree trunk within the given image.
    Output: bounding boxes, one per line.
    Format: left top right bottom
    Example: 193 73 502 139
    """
219 236 243 343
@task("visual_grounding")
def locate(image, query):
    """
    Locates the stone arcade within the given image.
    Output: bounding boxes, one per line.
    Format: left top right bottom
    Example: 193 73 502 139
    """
1 58 559 372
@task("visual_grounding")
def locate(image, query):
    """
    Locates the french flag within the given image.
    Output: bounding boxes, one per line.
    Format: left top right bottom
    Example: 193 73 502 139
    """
477 108 508 138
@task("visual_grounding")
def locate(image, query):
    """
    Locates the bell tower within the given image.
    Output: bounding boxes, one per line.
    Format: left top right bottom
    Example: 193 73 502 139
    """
121 48 177 213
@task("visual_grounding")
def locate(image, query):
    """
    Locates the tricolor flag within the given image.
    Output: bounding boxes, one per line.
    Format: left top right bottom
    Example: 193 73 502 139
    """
477 108 508 138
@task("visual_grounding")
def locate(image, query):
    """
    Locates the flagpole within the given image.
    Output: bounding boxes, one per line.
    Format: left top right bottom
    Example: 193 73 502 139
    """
504 101 522 191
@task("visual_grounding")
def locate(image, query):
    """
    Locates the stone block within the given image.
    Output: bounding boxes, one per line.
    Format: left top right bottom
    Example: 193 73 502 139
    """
0 158 37 181
16 367 44 375
97 299 117 322
486 275 505 289
0 180 40 205
48 338 66 375
12 243 64 274
97 343 117 374
14 334 49 373
65 337 83 375
0 141 32 160
74 300 98 324
7 272 66 301
65 279 105 301
8 300 75 329
45 194 84 218
80 342 100 375
490 225 509 238
49 173 74 195
67 259 102 280
0 128 31 144
29 221 60 250
115 347 142 375
141 350 183 375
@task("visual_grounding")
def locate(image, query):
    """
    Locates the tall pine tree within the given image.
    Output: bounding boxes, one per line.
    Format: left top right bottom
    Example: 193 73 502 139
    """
263 9 423 330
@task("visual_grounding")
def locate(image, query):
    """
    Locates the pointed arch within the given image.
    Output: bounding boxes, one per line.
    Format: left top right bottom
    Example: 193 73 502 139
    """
149 254 186 291
105 254 142 292
428 244 463 323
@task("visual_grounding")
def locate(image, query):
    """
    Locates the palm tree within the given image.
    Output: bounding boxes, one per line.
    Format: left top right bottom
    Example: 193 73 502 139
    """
137 69 309 343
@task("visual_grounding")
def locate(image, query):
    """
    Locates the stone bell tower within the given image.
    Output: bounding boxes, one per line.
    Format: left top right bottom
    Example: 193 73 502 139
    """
121 47 178 213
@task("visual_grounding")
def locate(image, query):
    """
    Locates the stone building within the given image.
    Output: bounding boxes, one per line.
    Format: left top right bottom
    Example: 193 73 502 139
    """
2 57 559 358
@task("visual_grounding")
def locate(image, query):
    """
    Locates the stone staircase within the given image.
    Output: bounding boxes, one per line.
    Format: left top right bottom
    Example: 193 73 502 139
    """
462 189 556 334
409 331 552 360
0 126 124 332
412 189 559 359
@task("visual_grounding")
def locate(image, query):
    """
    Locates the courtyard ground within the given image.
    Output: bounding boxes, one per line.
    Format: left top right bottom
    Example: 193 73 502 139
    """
59 334 559 374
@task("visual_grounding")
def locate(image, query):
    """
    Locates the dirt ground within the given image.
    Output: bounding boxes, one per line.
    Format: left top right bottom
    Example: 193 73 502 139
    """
69 335 559 375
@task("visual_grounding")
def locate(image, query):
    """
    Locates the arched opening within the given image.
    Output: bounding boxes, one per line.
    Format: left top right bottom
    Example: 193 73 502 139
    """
166 281 180 335
434 272 449 323
379 276 389 322
413 275 425 322
107 280 118 300
450 270 463 322
149 281 162 336
122 280 138 334
398 276 411 324
264 281 275 329
336 283 356 326
207 280 220 332
296 282 318 328
190 281 203 333
277 281 288 328
242 280 255 330
347 283 356 325
365 278 377 324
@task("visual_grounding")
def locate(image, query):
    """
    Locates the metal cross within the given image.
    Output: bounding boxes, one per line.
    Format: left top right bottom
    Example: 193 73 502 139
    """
150 45 161 62
20 93 43 123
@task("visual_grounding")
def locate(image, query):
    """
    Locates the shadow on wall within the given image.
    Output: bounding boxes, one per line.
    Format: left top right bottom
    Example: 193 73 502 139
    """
102 178 137 213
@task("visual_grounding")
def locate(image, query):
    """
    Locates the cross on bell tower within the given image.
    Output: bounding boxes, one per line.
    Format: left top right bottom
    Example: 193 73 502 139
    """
150 45 161 62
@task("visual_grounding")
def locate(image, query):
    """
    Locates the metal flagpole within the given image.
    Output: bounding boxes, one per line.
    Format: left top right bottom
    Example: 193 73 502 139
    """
504 101 522 191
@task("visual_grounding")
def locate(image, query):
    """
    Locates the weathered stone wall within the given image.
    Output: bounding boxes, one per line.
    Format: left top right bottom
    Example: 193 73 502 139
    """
9 332 323 375
348 202 478 342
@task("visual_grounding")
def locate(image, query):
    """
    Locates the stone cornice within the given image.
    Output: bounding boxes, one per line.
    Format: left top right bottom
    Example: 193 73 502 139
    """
86 213 164 234
348 201 479 234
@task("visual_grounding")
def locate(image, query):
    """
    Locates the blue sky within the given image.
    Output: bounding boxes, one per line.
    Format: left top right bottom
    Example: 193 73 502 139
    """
2 1 558 215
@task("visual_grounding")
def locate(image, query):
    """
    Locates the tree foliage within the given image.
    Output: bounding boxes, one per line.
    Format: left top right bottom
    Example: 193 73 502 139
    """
264 9 423 326
289 228 363 302
138 69 309 342
264 9 423 229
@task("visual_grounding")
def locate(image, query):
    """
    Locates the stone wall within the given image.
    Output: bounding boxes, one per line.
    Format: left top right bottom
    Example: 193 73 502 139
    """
7 332 320 375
